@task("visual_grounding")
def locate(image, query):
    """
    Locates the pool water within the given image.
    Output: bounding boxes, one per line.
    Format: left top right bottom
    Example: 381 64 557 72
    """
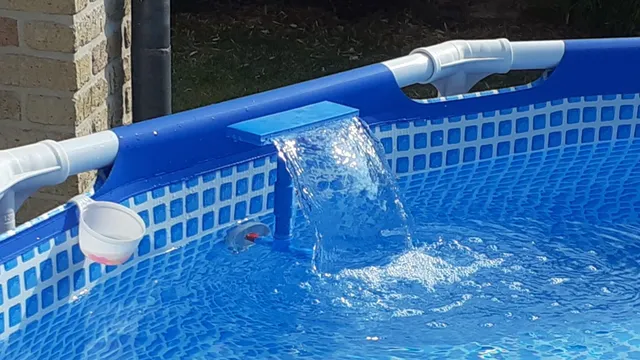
3 140 640 359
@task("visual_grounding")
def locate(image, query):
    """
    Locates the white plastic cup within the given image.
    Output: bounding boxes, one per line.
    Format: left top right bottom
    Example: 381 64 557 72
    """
71 195 146 265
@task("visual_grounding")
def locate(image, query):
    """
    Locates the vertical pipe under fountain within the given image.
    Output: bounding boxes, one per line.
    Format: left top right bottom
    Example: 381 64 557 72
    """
273 157 295 249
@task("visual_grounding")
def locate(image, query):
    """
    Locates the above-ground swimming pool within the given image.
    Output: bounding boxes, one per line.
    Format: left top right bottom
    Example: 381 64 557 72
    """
1 38 640 359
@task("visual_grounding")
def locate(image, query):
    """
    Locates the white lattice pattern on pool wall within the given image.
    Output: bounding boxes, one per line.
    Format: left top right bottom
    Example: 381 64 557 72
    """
395 139 640 224
372 94 640 174
0 155 277 338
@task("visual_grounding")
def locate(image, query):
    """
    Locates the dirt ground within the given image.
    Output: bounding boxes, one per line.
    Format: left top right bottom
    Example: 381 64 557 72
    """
171 1 585 112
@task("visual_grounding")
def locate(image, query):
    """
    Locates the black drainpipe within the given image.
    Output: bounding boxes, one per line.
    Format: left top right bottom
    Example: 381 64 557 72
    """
131 0 172 122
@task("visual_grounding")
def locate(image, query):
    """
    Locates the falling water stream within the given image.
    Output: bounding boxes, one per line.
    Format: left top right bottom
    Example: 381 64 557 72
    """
272 116 414 274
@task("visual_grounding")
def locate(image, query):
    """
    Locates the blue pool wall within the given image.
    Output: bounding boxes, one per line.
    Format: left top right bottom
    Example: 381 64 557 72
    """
0 37 639 337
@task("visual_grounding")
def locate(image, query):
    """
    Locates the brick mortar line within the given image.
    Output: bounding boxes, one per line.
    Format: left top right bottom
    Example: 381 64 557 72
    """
0 45 75 61
22 81 110 130
76 33 106 60
1 5 126 60
84 61 126 98
0 10 73 25
1 4 125 28
0 84 74 98
0 119 75 134
73 0 106 19
73 2 116 44
1 59 128 127
77 71 107 95
74 31 108 60
82 101 109 119
75 20 126 60
77 102 109 127
0 27 123 62
74 17 128 59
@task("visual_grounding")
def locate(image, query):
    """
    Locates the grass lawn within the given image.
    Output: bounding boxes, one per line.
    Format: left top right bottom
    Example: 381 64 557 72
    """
171 2 584 113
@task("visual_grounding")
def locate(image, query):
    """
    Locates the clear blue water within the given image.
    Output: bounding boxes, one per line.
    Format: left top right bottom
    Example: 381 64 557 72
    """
3 139 640 359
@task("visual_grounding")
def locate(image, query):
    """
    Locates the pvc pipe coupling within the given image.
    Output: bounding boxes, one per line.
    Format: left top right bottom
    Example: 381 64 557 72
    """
382 38 565 96
0 131 118 233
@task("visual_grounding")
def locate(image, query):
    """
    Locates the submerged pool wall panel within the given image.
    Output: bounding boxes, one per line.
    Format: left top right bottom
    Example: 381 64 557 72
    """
0 155 280 340
0 37 639 338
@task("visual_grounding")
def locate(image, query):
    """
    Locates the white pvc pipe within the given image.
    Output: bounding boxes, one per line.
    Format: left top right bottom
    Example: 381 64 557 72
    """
510 40 565 70
0 131 119 234
382 39 566 91
61 131 119 176
381 53 435 88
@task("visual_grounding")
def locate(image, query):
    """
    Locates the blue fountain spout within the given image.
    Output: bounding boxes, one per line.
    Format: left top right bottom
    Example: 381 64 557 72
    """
227 101 360 247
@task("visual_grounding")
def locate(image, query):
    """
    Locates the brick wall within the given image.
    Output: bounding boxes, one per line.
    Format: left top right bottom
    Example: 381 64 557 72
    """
0 0 132 222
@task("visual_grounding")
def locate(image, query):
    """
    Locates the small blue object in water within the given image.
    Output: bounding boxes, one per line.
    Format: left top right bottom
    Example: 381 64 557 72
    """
227 101 360 146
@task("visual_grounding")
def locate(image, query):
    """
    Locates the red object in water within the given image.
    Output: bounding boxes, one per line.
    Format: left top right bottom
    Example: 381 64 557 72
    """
87 253 130 266
245 232 259 242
